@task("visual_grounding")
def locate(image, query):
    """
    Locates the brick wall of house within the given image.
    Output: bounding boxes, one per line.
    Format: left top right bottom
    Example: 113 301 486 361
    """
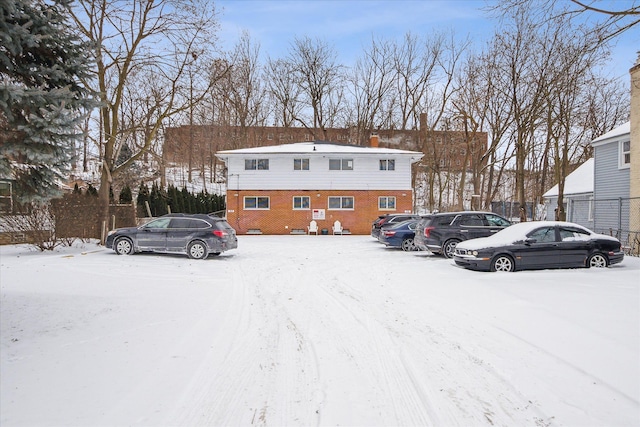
226 189 414 235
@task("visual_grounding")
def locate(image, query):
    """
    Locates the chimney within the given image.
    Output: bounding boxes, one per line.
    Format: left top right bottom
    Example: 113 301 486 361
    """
370 133 379 148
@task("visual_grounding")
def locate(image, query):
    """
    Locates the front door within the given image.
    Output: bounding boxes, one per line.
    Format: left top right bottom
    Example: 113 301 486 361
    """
137 217 171 251
516 226 562 269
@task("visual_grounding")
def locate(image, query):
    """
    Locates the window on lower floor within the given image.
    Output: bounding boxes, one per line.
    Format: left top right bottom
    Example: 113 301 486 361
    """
293 196 310 210
244 196 270 209
379 196 396 210
328 196 354 210
0 181 12 213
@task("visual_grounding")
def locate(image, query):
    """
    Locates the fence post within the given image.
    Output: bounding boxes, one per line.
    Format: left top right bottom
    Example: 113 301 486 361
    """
619 197 623 238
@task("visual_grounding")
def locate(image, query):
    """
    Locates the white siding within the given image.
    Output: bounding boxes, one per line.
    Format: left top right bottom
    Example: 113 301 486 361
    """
225 154 415 190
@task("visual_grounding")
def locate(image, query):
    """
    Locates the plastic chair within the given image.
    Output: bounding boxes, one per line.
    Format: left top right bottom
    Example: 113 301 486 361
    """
332 220 343 235
308 220 318 235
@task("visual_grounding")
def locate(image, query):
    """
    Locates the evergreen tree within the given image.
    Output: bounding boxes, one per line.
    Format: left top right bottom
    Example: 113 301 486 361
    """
86 183 98 197
118 184 132 204
136 181 149 216
72 183 81 195
0 0 95 202
136 182 149 208
181 187 192 213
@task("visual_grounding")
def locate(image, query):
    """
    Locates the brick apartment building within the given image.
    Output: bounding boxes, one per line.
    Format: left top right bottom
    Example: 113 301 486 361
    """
163 113 488 177
215 136 423 235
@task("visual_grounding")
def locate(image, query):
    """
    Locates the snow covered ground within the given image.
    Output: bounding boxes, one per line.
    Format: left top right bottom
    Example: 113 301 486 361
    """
1 235 639 426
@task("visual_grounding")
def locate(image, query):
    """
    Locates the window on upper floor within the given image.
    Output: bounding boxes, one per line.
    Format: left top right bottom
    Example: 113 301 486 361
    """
294 158 309 170
244 196 270 209
245 159 269 170
620 140 630 168
329 158 353 170
379 159 395 171
293 196 310 210
328 196 354 210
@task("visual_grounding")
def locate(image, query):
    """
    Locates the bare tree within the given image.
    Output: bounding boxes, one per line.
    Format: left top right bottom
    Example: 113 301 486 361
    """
264 58 302 128
347 37 396 144
70 0 220 240
287 36 346 139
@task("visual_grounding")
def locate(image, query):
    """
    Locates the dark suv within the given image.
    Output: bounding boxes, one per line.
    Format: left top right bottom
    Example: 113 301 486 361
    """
371 213 421 239
414 211 511 258
106 213 238 259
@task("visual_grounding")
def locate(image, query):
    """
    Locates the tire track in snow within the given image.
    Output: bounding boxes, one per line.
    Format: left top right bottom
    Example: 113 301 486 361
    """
172 251 322 426
308 250 553 426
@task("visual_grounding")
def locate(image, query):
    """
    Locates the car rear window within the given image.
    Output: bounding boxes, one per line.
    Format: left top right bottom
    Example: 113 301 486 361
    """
214 220 235 231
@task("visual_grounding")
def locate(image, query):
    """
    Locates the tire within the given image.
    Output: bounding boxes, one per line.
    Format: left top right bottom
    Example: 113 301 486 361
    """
587 253 608 268
401 238 416 252
114 237 133 255
443 239 460 258
491 254 515 272
187 241 208 259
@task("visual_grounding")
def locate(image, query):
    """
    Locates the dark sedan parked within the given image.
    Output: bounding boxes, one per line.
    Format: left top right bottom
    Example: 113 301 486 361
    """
378 219 420 251
453 221 624 272
371 213 421 239
106 213 238 259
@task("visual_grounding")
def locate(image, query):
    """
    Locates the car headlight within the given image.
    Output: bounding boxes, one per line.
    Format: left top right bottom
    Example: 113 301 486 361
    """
107 230 117 236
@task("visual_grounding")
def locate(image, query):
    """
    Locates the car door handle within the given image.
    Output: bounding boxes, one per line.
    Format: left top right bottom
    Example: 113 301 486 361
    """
460 230 468 233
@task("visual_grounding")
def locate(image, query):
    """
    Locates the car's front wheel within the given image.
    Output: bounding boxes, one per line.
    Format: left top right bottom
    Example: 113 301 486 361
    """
443 239 460 258
587 252 608 268
491 254 514 272
401 238 416 251
114 237 133 255
187 241 208 259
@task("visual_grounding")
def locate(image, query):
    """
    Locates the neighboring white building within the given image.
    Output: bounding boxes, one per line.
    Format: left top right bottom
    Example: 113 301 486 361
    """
215 139 423 235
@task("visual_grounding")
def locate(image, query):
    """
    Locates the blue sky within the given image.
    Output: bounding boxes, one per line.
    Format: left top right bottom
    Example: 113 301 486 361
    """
215 0 638 81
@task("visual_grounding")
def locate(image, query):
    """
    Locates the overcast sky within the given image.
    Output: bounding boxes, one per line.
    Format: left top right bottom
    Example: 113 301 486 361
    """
215 0 638 81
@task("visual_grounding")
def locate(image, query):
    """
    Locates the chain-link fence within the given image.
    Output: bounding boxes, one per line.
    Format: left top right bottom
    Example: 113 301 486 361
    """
569 197 640 256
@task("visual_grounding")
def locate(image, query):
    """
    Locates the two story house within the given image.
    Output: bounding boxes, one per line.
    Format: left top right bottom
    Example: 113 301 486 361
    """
591 121 632 240
215 137 423 235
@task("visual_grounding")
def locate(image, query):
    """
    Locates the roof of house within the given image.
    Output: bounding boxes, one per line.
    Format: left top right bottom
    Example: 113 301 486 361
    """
591 121 630 144
216 141 424 159
543 158 594 198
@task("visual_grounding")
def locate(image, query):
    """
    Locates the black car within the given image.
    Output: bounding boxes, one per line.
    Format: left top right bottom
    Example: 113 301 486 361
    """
453 221 624 272
106 213 238 259
371 213 421 239
414 211 511 258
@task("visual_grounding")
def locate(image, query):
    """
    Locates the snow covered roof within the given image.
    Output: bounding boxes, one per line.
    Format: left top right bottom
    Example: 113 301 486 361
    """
216 141 424 159
591 122 630 145
543 158 593 198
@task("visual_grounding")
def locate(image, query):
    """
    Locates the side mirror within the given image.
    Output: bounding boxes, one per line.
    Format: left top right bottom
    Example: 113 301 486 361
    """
524 238 537 245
